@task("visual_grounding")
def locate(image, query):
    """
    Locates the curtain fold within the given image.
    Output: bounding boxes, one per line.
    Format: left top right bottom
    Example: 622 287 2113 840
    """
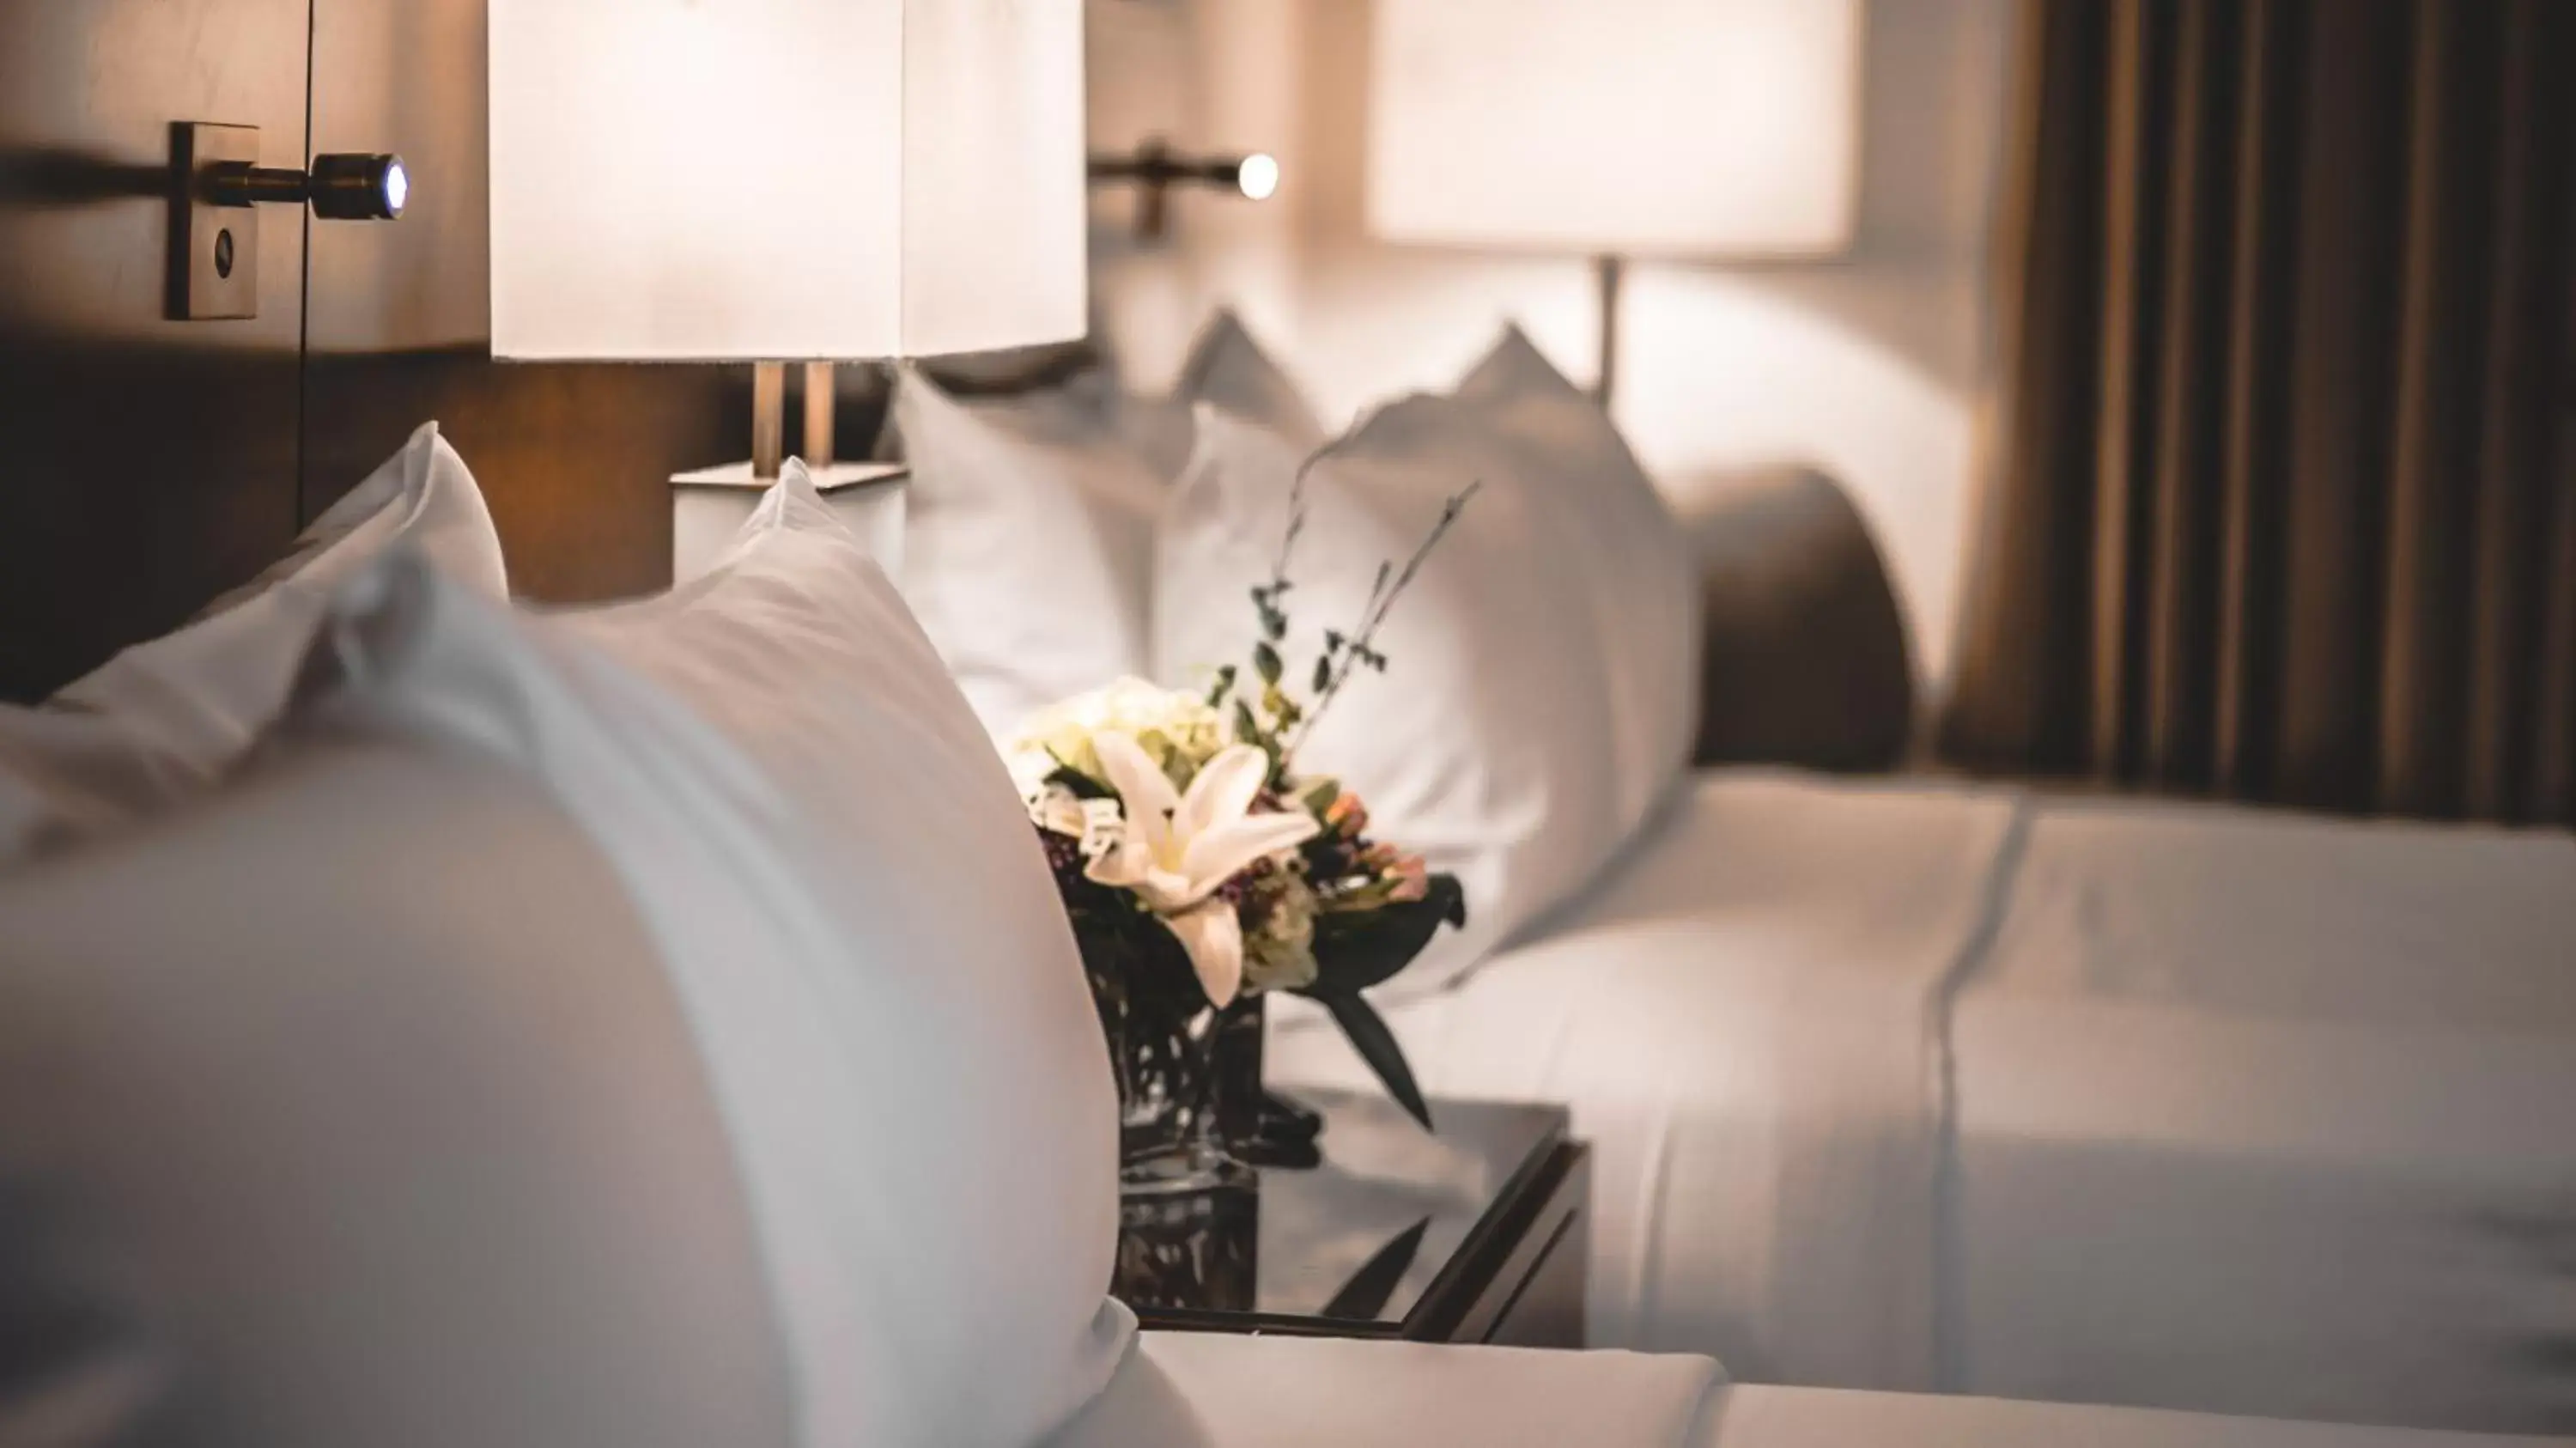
1944 0 2576 824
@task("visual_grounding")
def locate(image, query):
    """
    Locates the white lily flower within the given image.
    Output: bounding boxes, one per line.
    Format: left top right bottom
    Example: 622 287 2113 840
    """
1085 730 1319 1008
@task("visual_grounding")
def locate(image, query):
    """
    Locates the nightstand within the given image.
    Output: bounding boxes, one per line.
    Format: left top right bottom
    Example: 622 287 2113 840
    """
1114 1090 1589 1348
671 460 908 584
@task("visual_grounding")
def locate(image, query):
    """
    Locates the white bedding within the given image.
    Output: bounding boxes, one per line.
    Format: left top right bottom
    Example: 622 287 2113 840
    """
1047 1335 1719 1447
1952 799 2576 1431
1047 1333 2562 1448
1271 771 2576 1434
1274 772 2023 1390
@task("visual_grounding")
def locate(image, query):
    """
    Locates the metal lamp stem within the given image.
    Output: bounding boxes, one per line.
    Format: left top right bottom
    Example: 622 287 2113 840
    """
805 362 836 471
751 361 787 479
1593 253 1625 412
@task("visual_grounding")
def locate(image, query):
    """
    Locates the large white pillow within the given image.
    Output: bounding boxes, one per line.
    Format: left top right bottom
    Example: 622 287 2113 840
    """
0 422 504 860
891 365 1168 735
291 471 1129 1447
890 310 1324 739
1455 326 1700 837
1155 400 1626 995
1064 310 1322 485
1171 307 1324 453
0 740 799 1447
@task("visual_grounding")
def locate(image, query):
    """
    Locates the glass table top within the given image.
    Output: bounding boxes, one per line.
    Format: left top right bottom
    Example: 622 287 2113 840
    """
1112 1088 1569 1331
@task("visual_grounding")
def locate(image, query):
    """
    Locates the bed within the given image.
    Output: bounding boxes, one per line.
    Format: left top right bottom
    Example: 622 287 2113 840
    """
22 587 2565 1448
1048 1332 2568 1448
1270 770 2576 1435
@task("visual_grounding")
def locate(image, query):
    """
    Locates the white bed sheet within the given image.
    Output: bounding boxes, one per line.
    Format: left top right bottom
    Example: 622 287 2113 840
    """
1272 771 2025 1391
1046 1334 2563 1448
1271 771 2576 1434
1045 1334 1720 1448
1694 1382 2568 1448
1950 798 2576 1433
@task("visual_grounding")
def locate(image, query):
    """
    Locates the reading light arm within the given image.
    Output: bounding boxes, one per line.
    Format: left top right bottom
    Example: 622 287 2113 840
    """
1088 138 1277 240
204 153 409 220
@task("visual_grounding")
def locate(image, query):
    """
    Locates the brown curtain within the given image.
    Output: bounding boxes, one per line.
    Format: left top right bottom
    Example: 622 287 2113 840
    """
1942 0 2576 824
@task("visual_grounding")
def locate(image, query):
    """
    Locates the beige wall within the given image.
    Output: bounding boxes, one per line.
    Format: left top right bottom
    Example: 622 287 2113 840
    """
1086 0 2017 692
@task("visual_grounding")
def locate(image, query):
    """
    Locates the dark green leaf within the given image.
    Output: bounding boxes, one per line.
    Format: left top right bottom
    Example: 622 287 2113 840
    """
1321 994 1432 1130
1232 698 1262 745
1311 655 1333 693
1254 642 1284 685
1304 875 1467 995
1046 765 1113 800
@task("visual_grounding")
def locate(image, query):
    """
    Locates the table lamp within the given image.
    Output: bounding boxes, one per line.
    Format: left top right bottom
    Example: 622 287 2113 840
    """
489 0 1087 580
1365 0 1861 408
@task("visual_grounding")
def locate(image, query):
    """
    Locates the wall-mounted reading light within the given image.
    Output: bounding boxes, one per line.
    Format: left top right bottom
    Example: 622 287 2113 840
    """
1089 138 1278 240
207 152 410 221
167 123 409 321
1236 153 1280 203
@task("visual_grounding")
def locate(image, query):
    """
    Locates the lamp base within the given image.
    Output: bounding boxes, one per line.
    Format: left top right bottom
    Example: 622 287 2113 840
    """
672 460 908 585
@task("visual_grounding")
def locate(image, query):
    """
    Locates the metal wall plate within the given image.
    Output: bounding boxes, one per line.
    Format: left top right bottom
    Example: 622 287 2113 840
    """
169 122 260 320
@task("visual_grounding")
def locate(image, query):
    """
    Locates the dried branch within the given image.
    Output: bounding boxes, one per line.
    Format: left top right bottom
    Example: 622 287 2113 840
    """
1283 481 1482 763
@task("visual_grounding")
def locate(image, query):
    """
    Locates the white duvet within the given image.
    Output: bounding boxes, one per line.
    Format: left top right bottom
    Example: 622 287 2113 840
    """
1047 1333 2566 1448
1272 771 2576 1435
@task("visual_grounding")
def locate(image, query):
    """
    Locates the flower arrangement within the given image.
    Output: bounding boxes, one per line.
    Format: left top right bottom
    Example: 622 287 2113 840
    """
1012 455 1476 1184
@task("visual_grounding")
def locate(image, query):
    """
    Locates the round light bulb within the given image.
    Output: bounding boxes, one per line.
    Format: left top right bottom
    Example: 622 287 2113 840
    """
381 158 410 217
1237 153 1280 203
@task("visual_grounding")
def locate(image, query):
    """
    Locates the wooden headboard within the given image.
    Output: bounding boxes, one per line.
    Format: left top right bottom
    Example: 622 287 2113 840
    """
0 0 747 703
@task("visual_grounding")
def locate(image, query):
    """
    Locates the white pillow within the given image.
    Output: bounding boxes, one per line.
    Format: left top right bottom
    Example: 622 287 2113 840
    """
1172 307 1325 451
0 740 799 1447
1156 400 1626 995
0 422 504 860
890 365 1169 736
291 471 1130 1447
1455 327 1700 836
888 309 1325 741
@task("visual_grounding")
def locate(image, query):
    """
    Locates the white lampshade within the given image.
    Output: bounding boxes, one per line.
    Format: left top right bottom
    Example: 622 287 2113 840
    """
489 0 1087 362
1366 0 1862 258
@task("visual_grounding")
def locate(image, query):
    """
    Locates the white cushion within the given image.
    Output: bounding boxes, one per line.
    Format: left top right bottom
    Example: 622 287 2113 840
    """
888 310 1324 739
1455 327 1699 836
1172 308 1324 450
293 471 1129 1446
1156 400 1626 994
892 365 1168 735
1064 307 1321 484
0 423 504 860
0 740 795 1447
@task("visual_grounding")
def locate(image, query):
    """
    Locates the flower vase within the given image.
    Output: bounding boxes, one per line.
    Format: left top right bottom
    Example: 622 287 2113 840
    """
1082 926 1258 1197
1115 1171 1260 1311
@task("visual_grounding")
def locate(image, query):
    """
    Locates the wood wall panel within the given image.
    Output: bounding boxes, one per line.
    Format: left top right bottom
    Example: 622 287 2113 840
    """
0 0 311 701
306 352 741 604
